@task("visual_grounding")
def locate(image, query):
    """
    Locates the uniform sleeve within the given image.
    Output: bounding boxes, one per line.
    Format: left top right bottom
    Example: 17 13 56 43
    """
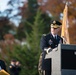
60 37 63 44
40 35 47 52
61 38 63 44
59 37 63 44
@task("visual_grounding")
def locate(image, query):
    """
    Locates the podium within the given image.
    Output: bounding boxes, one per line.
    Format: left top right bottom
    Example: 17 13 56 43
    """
45 44 76 75
0 69 10 75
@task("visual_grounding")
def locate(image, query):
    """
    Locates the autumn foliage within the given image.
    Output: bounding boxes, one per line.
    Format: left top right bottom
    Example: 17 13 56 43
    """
37 0 76 44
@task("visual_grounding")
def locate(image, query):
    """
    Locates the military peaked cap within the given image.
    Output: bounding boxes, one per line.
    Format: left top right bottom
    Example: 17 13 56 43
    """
50 20 62 28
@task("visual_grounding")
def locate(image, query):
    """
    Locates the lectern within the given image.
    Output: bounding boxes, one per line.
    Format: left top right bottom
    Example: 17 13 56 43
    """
45 44 76 75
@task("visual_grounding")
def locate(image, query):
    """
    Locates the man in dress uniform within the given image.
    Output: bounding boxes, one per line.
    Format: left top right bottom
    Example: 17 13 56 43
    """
40 20 63 75
9 59 17 75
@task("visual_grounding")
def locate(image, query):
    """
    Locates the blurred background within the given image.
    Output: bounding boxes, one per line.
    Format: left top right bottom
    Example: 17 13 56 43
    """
0 0 76 75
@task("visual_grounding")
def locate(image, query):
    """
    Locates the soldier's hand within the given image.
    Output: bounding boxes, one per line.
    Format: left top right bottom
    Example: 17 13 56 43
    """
9 66 12 68
44 48 52 54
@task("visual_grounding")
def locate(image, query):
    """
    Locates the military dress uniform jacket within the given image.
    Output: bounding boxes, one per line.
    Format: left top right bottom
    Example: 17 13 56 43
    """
40 33 63 70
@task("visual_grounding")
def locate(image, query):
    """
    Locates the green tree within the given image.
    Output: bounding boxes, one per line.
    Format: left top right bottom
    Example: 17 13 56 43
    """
22 10 45 75
6 10 47 75
22 10 44 75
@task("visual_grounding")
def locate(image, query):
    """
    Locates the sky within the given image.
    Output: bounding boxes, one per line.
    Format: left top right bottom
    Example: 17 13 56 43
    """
0 0 27 27
0 0 19 26
0 0 21 26
0 0 27 12
0 0 10 11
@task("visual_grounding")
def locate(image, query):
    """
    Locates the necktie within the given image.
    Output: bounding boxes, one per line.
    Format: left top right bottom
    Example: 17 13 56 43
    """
54 35 56 40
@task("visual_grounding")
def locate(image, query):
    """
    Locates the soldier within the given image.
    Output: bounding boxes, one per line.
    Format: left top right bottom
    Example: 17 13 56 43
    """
9 59 17 75
15 61 21 75
40 20 63 75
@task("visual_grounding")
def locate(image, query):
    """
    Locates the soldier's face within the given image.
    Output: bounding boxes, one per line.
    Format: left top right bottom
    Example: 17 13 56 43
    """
51 27 59 35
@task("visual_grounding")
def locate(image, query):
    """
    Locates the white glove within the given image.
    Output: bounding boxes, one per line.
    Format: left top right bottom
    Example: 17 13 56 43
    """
44 48 52 54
